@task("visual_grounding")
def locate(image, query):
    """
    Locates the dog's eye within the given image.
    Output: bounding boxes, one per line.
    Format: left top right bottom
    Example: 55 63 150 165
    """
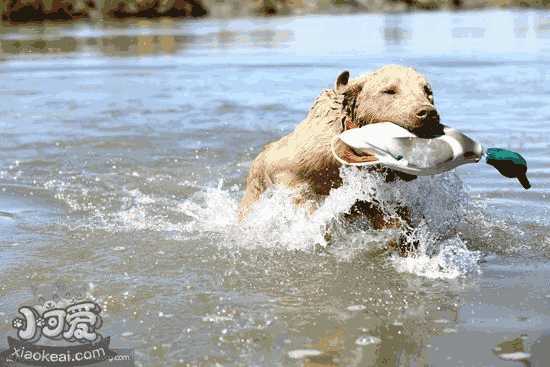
382 88 397 95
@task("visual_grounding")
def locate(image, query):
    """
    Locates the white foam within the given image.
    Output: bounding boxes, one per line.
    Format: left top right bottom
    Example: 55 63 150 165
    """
391 226 481 280
87 167 484 279
179 168 482 278
288 349 322 359
497 352 530 361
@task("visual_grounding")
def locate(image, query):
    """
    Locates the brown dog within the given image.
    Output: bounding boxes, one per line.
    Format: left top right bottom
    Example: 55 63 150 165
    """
239 65 442 248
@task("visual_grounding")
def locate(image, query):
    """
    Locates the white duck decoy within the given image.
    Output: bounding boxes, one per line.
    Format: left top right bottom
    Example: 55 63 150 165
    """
331 122 484 176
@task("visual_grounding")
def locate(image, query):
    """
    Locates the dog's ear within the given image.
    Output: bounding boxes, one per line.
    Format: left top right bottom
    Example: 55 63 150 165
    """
335 70 350 91
340 79 363 125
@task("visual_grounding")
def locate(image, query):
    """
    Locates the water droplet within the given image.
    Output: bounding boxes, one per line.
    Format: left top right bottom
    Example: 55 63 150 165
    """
355 336 381 346
347 305 367 311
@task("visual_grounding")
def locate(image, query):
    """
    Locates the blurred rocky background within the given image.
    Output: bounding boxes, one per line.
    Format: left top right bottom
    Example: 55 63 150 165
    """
0 0 549 22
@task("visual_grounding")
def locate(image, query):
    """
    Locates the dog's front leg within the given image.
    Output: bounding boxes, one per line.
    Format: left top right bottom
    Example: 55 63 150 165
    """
346 200 417 256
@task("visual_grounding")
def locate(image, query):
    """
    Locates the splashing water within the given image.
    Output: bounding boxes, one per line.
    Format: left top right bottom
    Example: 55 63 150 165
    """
179 167 482 279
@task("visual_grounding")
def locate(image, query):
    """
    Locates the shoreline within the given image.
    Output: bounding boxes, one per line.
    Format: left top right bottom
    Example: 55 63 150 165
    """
0 0 549 25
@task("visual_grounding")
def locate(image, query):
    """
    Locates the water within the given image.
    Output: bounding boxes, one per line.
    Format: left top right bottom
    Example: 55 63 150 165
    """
1 9 550 366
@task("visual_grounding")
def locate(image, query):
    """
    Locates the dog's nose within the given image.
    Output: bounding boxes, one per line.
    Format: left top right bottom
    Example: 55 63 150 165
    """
415 105 439 122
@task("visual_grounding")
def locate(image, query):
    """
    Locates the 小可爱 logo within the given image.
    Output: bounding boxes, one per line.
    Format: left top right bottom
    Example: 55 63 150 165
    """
13 299 102 344
0 286 134 367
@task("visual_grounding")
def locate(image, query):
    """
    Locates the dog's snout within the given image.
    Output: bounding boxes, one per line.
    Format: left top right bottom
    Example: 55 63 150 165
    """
412 105 442 138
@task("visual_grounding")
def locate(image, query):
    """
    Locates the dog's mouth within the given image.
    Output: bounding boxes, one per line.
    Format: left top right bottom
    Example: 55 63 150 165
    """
409 123 445 139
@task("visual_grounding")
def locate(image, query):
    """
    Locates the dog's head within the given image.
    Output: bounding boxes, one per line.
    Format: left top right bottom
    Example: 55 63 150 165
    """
336 65 442 138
